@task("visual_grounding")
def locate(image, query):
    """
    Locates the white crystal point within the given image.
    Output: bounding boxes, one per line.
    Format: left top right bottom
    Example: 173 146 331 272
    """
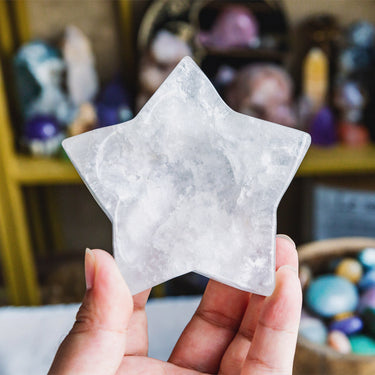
63 57 310 296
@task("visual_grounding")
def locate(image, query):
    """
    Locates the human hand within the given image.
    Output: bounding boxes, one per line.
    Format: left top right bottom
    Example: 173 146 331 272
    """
49 235 302 375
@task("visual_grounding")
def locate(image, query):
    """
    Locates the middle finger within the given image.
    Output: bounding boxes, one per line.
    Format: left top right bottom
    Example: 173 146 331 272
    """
125 288 151 356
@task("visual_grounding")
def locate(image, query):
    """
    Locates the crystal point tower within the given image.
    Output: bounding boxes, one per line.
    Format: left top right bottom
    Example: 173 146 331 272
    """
63 57 310 296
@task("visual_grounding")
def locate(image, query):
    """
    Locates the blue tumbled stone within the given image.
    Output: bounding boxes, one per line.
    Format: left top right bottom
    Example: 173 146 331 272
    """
358 248 375 270
299 317 328 344
306 275 359 317
358 270 375 291
329 316 363 335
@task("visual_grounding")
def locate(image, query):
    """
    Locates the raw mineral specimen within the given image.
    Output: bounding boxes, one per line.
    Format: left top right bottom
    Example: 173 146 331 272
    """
14 41 73 125
62 25 99 106
63 57 310 296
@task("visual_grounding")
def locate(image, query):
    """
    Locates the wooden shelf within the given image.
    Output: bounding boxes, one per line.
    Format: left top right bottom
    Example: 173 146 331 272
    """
9 155 80 185
7 144 375 186
297 144 375 177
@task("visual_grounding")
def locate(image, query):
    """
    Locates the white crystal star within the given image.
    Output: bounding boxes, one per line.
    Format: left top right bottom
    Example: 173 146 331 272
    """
63 57 310 296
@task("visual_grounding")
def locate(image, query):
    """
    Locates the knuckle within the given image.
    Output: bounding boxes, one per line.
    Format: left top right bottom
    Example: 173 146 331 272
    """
71 303 98 334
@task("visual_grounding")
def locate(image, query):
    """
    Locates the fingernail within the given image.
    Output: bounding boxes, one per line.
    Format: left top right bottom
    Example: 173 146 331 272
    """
279 264 298 275
85 248 96 290
276 234 296 248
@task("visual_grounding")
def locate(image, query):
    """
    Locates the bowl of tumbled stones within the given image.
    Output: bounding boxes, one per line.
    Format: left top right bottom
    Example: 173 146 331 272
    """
293 238 375 375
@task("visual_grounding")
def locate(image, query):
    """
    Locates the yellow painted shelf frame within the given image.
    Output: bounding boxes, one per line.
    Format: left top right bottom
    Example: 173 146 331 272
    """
299 144 375 176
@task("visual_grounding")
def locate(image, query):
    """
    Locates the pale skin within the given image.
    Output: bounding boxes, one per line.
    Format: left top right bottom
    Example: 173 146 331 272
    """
49 235 302 375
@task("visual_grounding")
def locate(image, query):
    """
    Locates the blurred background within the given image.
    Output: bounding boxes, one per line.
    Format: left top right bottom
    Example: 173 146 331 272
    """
1 0 375 372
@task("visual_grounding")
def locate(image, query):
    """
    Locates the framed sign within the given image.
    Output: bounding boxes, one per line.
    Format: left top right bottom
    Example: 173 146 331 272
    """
313 185 375 240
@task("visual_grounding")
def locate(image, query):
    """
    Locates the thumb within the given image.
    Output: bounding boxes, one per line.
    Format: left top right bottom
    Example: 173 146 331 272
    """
49 249 133 375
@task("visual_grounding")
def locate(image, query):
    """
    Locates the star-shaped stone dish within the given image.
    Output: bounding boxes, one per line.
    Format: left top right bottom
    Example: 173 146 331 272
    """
63 57 310 296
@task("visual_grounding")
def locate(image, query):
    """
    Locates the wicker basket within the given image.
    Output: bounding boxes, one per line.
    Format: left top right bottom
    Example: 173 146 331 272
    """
294 237 375 375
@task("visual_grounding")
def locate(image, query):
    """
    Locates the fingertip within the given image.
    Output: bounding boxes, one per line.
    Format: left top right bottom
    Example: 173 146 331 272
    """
87 249 133 328
90 249 128 290
90 248 116 265
274 264 302 306
276 264 301 299
276 234 295 248
276 234 299 271
261 264 302 330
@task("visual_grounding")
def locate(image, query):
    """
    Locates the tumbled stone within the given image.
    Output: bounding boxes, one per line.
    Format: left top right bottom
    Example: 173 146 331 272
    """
349 334 375 355
306 275 359 317
328 330 351 354
335 258 363 284
329 315 363 335
358 248 375 270
299 317 327 344
358 270 375 291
